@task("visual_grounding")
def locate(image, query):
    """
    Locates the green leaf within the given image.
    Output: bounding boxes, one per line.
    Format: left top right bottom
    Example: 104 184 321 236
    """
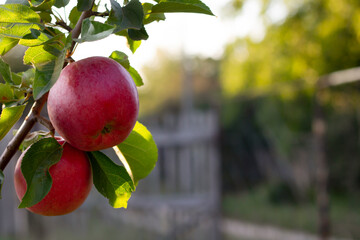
29 0 55 11
19 137 63 208
107 0 144 31
0 4 41 39
18 29 52 47
127 66 143 87
0 37 19 56
127 37 141 53
88 151 134 209
38 12 52 23
109 50 130 69
69 5 82 28
24 44 66 99
122 0 144 29
0 104 26 141
114 122 158 185
128 25 148 41
114 30 142 53
18 130 52 152
77 0 93 11
151 0 214 15
20 68 35 88
0 169 4 199
109 51 143 86
76 19 115 43
5 0 29 5
0 57 13 84
54 0 70 8
0 84 14 103
143 2 166 25
11 72 21 85
107 0 123 29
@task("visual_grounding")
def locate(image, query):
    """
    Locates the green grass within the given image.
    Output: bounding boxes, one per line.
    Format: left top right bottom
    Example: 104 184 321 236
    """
222 186 360 239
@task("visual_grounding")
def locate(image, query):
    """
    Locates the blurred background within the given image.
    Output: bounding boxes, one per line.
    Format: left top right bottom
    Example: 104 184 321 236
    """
1 0 360 239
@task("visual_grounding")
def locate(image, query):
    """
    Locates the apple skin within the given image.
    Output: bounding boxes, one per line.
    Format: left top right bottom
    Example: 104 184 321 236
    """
14 138 92 216
47 56 139 151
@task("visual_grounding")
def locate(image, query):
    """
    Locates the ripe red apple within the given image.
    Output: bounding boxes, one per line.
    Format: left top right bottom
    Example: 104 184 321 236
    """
47 56 139 151
14 138 92 216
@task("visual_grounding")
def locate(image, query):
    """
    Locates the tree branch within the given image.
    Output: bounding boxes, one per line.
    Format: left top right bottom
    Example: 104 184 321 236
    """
0 4 95 171
0 94 48 171
55 20 73 32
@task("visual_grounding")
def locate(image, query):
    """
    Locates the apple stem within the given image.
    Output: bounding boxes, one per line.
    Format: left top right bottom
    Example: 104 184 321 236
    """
0 3 95 171
37 115 55 135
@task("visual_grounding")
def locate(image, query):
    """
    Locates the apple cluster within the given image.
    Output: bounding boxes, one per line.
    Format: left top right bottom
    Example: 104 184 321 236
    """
14 57 139 216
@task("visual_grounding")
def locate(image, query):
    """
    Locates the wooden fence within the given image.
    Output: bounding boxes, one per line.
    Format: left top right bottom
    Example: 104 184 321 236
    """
0 109 221 240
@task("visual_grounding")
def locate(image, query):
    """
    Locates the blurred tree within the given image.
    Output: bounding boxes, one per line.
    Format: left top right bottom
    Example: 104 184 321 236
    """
220 0 360 197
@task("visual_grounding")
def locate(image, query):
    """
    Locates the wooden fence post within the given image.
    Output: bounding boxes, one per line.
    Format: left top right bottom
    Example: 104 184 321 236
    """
313 90 330 240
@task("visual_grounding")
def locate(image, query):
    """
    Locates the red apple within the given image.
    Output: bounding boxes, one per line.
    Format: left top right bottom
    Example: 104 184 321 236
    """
47 56 139 151
14 138 92 216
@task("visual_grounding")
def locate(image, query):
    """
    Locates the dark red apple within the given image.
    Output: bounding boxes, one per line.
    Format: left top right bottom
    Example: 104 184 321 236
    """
47 56 139 151
14 138 92 216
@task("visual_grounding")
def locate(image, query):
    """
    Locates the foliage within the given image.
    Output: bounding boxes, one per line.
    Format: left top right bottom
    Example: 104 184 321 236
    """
0 0 213 210
221 0 360 96
220 0 360 197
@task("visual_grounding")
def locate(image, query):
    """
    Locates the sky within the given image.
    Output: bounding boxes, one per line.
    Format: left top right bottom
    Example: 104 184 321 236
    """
71 0 287 69
72 0 266 68
0 0 288 69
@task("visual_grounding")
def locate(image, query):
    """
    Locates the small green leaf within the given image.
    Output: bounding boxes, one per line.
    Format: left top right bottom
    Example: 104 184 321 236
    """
109 51 143 86
76 19 115 43
5 0 29 5
88 151 134 209
11 72 21 85
18 29 52 47
69 5 82 28
19 137 63 208
0 4 42 39
107 0 144 32
128 25 148 41
20 68 35 88
0 37 19 56
54 0 70 8
29 0 55 11
122 0 144 29
33 50 65 100
38 12 52 23
143 2 166 25
24 44 65 99
151 0 214 16
0 57 13 84
77 0 93 11
0 84 14 103
107 0 123 30
127 66 143 87
29 0 47 7
109 50 130 69
114 122 158 185
127 37 141 53
0 104 27 141
0 169 4 199
18 130 52 152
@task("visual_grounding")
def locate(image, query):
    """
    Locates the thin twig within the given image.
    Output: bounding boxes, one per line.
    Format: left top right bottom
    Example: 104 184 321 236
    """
92 11 109 17
37 115 55 133
0 2 95 171
55 20 73 32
